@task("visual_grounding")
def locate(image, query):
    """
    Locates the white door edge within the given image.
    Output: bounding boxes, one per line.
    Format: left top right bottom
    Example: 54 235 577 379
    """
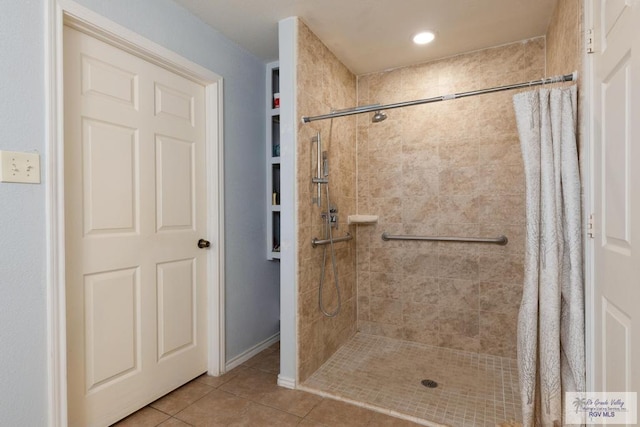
45 1 225 425
583 0 596 397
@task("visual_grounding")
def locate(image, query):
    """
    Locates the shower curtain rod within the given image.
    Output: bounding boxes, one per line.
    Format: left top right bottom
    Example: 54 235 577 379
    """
301 71 577 123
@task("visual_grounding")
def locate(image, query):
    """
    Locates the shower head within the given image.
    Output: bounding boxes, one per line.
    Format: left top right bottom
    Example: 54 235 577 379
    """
372 110 387 123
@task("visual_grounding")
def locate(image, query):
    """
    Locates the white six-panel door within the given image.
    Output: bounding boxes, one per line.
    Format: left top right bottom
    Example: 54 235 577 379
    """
591 0 640 404
64 26 208 426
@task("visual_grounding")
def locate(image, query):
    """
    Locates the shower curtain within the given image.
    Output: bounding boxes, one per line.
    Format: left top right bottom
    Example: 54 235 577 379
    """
512 85 585 427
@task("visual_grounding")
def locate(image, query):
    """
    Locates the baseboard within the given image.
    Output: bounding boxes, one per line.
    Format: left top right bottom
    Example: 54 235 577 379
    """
277 374 296 389
224 332 280 372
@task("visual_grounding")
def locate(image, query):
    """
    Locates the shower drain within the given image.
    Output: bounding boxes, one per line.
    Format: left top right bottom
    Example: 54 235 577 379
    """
421 379 438 388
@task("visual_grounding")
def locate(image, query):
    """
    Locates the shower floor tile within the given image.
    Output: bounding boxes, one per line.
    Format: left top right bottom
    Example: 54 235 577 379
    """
301 333 522 427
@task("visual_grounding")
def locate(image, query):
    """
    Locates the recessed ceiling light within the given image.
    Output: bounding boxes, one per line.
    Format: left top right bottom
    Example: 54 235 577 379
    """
413 31 435 45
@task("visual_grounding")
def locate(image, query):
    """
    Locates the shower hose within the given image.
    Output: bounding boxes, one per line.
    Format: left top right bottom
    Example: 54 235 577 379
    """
318 179 341 317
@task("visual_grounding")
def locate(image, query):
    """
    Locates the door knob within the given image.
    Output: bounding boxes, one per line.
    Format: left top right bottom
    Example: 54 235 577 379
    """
197 239 211 249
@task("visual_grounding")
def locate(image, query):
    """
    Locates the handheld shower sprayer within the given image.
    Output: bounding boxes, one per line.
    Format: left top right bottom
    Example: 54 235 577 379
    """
312 129 341 317
311 132 327 206
322 151 329 177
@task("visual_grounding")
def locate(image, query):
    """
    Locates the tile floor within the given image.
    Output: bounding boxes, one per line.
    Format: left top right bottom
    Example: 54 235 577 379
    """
112 341 422 426
301 334 522 427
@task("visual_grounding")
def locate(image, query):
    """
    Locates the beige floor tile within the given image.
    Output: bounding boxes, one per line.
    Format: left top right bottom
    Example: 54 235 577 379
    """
194 365 248 388
219 369 278 399
113 343 326 426
111 406 170 426
174 389 252 425
175 389 300 426
367 411 425 426
150 380 214 415
258 384 323 417
298 418 330 427
158 418 192 426
305 398 375 426
114 337 520 427
244 349 280 374
303 333 521 427
220 367 322 417
228 402 301 426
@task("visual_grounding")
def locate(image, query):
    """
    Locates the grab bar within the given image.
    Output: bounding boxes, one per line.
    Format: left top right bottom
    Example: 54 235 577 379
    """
312 233 353 248
381 232 508 246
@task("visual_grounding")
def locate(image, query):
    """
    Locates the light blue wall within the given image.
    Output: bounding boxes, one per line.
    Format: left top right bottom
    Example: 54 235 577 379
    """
0 1 48 426
0 1 279 425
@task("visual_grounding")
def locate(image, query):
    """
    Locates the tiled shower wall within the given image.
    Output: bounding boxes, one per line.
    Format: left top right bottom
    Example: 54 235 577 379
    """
296 20 358 382
546 0 582 77
355 39 547 358
546 0 585 178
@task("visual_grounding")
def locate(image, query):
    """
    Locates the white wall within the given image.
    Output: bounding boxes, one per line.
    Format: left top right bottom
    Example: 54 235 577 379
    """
277 17 298 387
0 1 279 425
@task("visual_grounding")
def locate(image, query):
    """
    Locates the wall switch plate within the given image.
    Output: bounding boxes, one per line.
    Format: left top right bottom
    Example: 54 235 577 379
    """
0 150 41 184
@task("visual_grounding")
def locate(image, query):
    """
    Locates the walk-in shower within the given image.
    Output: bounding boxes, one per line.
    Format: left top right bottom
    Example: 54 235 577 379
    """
290 9 585 424
303 72 576 325
294 24 582 426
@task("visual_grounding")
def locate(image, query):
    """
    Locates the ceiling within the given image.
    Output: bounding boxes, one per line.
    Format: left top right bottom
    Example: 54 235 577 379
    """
174 0 558 75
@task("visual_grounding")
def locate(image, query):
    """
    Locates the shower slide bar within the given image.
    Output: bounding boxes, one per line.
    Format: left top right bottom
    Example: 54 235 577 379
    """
302 72 577 123
312 232 353 248
381 232 508 246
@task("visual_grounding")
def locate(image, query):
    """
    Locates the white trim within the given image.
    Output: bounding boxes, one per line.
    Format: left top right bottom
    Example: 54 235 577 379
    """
45 2 68 425
278 17 299 388
224 333 280 371
45 1 225 425
277 375 296 390
583 0 595 395
206 81 226 377
58 1 218 85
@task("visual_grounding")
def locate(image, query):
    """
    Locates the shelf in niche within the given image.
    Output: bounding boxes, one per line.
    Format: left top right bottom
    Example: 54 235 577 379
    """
266 61 280 261
347 214 379 225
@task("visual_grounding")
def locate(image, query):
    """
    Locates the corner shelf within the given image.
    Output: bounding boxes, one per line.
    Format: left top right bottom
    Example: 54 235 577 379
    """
347 215 379 225
266 61 280 260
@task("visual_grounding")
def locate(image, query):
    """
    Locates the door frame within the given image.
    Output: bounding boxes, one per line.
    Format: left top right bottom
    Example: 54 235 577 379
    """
584 0 595 396
45 1 226 425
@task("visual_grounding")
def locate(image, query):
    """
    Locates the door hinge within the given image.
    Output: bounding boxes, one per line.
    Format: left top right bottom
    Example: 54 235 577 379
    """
586 28 595 54
587 214 595 238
